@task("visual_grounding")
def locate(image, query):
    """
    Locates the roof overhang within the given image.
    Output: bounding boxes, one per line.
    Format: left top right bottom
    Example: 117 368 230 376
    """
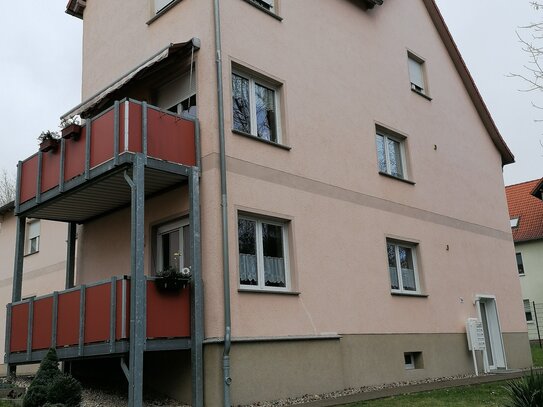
66 0 85 19
62 39 200 120
423 0 514 166
0 201 14 216
531 178 543 201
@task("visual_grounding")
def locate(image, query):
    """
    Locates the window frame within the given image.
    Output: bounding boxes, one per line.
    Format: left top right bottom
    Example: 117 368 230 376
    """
386 239 421 295
510 217 520 228
376 128 409 181
516 252 525 276
154 218 190 276
154 0 176 14
524 299 534 323
407 51 429 97
231 68 283 145
25 220 40 256
237 214 291 292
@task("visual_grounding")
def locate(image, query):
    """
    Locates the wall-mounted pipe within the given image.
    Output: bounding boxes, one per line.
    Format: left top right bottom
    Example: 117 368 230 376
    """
212 0 232 406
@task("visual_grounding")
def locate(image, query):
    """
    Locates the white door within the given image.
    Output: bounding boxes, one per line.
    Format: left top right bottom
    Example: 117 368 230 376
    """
478 297 506 370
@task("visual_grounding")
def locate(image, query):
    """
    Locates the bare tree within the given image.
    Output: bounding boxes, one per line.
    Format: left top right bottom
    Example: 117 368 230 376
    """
0 169 16 206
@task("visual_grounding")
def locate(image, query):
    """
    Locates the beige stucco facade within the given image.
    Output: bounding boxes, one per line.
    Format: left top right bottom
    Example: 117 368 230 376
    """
516 239 543 340
0 208 67 375
38 0 533 404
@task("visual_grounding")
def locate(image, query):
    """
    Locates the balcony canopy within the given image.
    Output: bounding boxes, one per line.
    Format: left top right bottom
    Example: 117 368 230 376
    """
62 39 200 120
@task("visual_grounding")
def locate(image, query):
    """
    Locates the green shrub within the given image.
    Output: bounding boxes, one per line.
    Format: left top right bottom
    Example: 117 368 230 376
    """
23 348 82 407
505 370 543 407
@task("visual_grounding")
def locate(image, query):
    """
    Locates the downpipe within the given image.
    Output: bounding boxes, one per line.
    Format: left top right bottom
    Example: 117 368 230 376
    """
213 0 233 406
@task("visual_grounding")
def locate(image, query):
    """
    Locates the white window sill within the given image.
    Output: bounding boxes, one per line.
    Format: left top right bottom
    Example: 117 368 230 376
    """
519 273 526 277
378 171 416 185
527 321 535 324
240 0 283 21
24 250 39 258
391 291 428 298
238 288 300 296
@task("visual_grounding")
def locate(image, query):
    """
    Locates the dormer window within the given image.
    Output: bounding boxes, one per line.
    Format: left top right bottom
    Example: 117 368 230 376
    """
510 217 519 228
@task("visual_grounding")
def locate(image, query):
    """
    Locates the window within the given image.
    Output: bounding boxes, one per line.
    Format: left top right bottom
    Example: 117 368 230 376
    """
156 69 197 117
249 0 275 11
238 216 289 290
387 240 420 294
524 300 533 322
154 0 175 14
516 252 525 275
155 219 191 275
232 71 281 143
376 129 407 179
408 53 427 95
404 352 423 370
26 220 40 255
510 217 519 228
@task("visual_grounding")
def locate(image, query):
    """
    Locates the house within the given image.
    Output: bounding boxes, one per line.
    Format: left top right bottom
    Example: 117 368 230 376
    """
4 0 532 406
506 179 543 341
0 202 68 376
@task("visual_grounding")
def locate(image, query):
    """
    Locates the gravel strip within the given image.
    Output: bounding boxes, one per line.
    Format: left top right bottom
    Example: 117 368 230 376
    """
2 373 481 406
237 374 477 407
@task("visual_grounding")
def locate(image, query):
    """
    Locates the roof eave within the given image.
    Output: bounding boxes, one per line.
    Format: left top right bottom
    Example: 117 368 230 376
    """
530 178 543 201
422 0 515 166
66 0 85 19
0 201 15 216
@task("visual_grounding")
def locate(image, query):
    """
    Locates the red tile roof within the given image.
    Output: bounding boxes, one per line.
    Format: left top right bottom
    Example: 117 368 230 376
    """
506 179 543 242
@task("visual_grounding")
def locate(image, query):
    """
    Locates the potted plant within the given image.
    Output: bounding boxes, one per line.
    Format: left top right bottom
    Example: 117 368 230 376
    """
155 252 191 291
60 116 82 140
38 130 60 153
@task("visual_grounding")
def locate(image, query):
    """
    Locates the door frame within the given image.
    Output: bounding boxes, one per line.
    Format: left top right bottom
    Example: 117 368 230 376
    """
475 294 507 372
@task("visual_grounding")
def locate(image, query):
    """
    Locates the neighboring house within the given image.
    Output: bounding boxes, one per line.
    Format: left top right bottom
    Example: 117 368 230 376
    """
506 178 543 341
0 202 67 375
4 0 531 406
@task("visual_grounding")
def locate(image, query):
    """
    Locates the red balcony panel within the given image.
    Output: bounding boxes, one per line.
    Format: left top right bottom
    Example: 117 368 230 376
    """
57 290 80 347
41 150 61 194
90 109 115 168
119 102 143 153
147 109 196 166
84 284 111 344
64 127 86 182
10 302 29 352
146 281 190 339
32 297 53 350
19 156 38 204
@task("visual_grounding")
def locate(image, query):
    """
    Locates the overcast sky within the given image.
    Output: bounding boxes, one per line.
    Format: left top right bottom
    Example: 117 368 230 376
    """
0 0 541 186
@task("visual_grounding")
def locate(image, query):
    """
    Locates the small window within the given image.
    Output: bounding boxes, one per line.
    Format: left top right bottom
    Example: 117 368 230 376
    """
26 220 40 255
155 0 175 14
408 53 427 95
376 129 407 180
155 219 191 275
387 240 420 294
524 300 533 322
238 215 290 291
516 252 525 275
404 352 423 370
510 217 519 228
232 70 281 144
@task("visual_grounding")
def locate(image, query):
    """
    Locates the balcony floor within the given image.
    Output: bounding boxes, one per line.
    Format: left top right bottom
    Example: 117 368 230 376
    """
19 154 190 223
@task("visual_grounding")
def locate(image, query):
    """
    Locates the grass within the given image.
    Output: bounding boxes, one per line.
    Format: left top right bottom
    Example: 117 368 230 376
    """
531 343 543 367
342 345 543 406
344 382 509 406
0 401 18 407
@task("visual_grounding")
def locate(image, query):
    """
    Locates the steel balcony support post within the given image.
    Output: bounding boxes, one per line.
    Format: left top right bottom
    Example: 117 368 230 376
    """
66 222 77 289
189 167 204 407
128 154 146 407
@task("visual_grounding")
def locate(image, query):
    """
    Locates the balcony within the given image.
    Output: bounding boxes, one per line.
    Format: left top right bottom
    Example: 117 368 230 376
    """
6 277 191 364
16 99 199 222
